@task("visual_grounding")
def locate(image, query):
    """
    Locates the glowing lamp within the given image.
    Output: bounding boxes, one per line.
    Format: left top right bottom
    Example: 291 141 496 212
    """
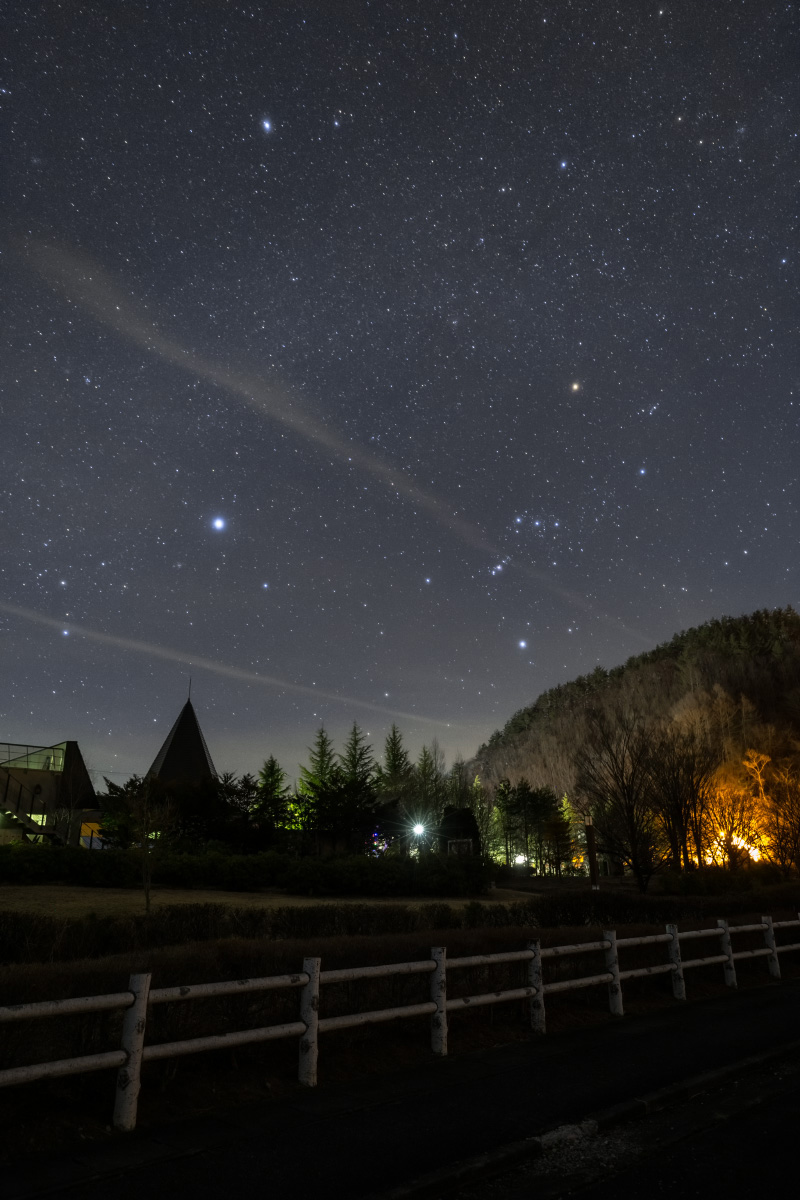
413 824 425 836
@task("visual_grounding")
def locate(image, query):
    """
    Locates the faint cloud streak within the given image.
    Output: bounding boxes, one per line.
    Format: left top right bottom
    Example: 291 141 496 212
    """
0 601 455 728
24 238 652 646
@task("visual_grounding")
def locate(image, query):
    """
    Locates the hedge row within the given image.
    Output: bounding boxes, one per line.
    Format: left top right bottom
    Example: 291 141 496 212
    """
3 883 800 966
0 844 491 897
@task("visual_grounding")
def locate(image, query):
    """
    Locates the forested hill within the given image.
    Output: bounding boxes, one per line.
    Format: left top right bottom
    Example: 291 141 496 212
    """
473 608 800 794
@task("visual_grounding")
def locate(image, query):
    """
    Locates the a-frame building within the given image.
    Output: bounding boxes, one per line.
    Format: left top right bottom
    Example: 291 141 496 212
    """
147 700 217 785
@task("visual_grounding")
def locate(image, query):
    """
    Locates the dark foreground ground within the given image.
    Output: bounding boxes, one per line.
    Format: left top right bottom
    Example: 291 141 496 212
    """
449 1045 800 1198
7 978 800 1200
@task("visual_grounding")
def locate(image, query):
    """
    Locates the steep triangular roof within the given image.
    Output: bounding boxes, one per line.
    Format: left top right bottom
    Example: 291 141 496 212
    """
147 700 217 783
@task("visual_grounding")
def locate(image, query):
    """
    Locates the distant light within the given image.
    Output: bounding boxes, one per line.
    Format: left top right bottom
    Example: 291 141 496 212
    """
639 468 646 475
263 583 269 588
413 824 425 836
514 854 527 864
519 640 527 649
425 577 431 583
212 518 225 530
62 630 69 636
571 381 580 391
560 161 567 169
262 119 272 132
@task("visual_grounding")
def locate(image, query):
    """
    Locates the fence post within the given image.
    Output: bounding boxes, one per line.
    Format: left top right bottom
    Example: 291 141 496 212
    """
113 973 151 1133
298 957 320 1087
762 916 781 980
431 947 448 1056
716 919 737 988
666 924 686 1001
603 930 624 1017
527 940 545 1034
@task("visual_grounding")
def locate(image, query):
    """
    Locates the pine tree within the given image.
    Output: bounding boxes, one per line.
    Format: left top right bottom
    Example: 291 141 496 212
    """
338 723 375 787
298 728 337 797
376 725 413 808
256 755 292 829
382 724 411 779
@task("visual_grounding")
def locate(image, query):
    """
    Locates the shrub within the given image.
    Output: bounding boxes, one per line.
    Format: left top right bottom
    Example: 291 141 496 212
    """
0 846 490 897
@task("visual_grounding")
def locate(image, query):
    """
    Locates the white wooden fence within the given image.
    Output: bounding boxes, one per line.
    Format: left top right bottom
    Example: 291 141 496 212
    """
1 914 798 1133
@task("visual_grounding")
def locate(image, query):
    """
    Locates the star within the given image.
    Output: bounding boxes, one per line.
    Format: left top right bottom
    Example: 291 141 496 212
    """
212 518 226 530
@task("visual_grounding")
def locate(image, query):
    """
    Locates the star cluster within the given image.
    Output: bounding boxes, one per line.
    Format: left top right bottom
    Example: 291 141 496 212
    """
1 2 798 780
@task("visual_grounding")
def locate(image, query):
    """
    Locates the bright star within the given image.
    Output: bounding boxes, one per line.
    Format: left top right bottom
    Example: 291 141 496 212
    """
262 119 272 133
571 381 580 391
212 518 225 530
519 640 527 649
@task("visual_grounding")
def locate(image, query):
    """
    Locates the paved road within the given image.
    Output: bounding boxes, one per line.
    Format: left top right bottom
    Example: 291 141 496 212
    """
581 1085 800 1198
450 1037 800 1198
8 979 800 1200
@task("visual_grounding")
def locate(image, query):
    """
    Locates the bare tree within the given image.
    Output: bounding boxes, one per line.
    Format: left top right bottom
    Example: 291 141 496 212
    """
704 761 763 868
648 727 719 870
759 759 800 870
574 709 666 892
102 775 176 913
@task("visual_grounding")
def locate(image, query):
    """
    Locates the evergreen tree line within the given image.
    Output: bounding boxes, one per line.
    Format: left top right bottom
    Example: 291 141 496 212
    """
101 724 507 862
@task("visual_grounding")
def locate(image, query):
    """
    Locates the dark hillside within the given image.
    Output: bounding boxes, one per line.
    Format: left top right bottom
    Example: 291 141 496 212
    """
473 608 800 793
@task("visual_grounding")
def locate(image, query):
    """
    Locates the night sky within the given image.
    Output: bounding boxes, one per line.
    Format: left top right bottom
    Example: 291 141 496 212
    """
2 1 798 786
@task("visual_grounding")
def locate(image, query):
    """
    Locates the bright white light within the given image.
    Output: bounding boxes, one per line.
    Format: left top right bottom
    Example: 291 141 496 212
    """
262 119 272 132
413 824 425 836
519 640 527 648
514 854 527 864
212 518 225 530
62 630 69 636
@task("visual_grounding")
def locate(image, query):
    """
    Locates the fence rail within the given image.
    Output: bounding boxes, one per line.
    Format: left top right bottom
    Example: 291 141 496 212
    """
1 912 799 1132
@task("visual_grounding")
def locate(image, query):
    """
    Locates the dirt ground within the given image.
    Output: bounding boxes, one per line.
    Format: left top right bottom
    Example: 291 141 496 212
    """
0 882 534 917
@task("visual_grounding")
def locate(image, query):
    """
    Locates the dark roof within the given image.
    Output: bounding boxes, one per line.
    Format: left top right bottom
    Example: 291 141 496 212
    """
147 700 217 783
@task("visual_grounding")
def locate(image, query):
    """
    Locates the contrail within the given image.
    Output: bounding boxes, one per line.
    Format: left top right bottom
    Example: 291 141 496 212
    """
0 601 455 728
24 240 494 550
23 238 653 646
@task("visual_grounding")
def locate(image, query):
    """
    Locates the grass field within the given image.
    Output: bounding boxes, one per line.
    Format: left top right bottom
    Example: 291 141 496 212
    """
0 883 533 918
